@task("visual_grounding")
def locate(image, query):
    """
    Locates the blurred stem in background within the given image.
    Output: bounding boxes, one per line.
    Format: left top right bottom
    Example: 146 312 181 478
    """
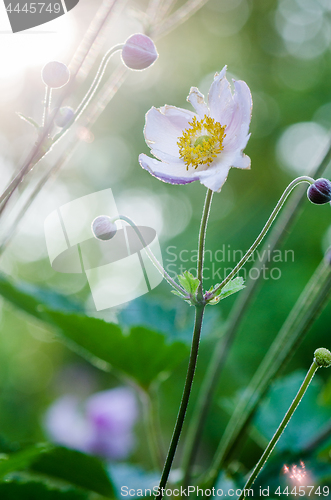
181 140 331 483
0 0 214 252
0 0 127 217
199 251 331 488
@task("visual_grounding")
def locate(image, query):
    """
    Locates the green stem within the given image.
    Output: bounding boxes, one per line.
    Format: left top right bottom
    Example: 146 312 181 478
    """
155 304 205 499
155 189 213 498
181 142 331 482
237 361 319 500
197 189 213 299
209 176 315 299
201 255 331 488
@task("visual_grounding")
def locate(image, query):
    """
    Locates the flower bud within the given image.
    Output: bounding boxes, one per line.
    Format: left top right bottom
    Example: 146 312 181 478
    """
314 347 331 368
307 178 331 205
54 106 75 128
42 61 70 89
92 216 117 241
121 34 158 70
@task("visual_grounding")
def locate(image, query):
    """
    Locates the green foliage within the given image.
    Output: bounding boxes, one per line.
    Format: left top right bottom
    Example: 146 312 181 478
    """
177 271 200 295
0 480 88 500
0 443 115 497
254 371 331 452
31 447 115 498
0 274 189 389
207 277 246 305
0 444 51 480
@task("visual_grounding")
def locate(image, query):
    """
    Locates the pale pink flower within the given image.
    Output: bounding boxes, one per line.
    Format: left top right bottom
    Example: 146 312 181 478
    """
139 66 252 192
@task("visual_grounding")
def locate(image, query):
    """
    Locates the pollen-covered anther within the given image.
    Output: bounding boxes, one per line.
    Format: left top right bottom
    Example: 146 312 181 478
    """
177 115 226 170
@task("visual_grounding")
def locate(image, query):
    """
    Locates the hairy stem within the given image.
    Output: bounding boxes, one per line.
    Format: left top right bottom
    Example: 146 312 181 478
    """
237 361 319 500
209 176 315 299
201 254 331 488
181 141 331 482
155 304 205 499
197 189 213 298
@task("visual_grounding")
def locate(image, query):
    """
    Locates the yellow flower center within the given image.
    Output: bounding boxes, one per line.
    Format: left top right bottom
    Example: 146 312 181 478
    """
177 115 226 170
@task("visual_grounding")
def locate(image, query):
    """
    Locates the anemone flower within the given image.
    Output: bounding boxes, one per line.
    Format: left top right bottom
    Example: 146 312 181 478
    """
139 66 252 192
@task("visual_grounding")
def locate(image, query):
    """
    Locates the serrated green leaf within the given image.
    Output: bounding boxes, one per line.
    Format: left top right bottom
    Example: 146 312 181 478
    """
208 277 245 305
0 480 88 500
17 112 40 130
0 444 51 480
0 274 189 389
177 270 200 295
46 312 189 388
31 447 115 498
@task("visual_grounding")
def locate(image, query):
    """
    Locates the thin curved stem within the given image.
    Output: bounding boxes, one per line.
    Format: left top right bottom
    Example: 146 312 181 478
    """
110 215 188 297
155 304 205 499
181 141 331 483
52 44 124 145
209 176 315 299
237 361 319 500
201 254 331 488
197 189 213 299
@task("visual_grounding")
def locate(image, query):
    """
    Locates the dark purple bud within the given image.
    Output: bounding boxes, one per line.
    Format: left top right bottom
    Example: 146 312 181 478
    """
42 61 70 89
92 216 117 241
54 107 75 128
307 178 331 205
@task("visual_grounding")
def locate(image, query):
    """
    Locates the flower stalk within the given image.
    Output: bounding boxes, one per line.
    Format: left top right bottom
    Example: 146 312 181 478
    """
181 141 331 482
201 253 331 488
207 176 315 300
155 189 213 498
237 351 330 500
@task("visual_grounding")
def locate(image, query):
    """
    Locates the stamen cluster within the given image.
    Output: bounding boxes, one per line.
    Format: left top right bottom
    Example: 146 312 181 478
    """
177 115 226 170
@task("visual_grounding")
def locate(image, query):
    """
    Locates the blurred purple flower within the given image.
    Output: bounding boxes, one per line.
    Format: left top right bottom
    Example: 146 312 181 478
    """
44 387 138 460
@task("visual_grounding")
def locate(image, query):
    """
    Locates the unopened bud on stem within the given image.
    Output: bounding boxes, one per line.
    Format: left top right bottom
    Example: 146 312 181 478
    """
307 178 331 205
54 106 75 128
42 61 70 89
121 34 158 70
314 348 331 368
92 216 117 241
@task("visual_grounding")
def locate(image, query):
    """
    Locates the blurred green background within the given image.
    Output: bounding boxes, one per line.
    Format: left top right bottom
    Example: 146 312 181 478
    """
0 0 330 490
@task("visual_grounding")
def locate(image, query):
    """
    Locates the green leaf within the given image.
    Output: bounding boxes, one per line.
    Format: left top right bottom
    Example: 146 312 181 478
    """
0 480 88 500
0 273 84 318
208 277 245 305
17 112 40 130
0 444 51 480
0 274 189 389
46 312 189 388
31 447 115 498
254 371 331 452
177 270 200 295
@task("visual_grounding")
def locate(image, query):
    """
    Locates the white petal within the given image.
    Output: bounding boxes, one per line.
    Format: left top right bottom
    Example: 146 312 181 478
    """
144 105 196 158
232 151 251 170
139 153 200 185
222 80 252 151
208 66 236 126
197 162 231 192
187 87 209 118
